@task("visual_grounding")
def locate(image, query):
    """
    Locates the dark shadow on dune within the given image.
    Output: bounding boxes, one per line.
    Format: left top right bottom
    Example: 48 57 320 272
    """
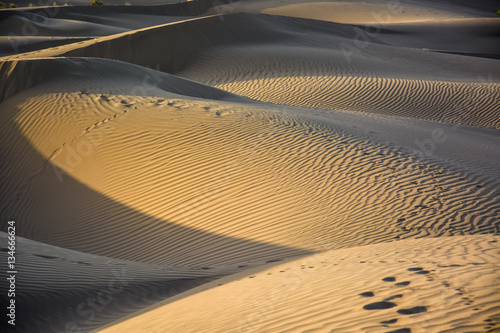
0 57 250 103
433 50 500 60
0 0 234 19
0 37 93 58
0 254 217 333
50 12 500 78
59 13 364 74
0 110 311 332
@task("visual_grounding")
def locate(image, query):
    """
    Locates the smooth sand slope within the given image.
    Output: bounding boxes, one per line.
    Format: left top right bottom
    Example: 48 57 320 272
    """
0 0 227 56
0 5 196 56
0 0 499 332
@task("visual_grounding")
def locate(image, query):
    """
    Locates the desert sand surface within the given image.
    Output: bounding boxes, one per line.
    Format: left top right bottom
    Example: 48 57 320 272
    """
96 235 500 333
0 0 499 332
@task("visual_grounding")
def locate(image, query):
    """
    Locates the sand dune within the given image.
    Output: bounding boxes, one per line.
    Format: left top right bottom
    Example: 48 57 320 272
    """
1 57 498 268
4 13 497 127
0 8 196 56
0 36 93 57
237 0 475 24
0 0 499 332
174 15 500 127
227 0 500 21
0 57 244 102
0 231 227 333
97 235 500 333
181 53 500 128
0 12 128 37
11 0 184 6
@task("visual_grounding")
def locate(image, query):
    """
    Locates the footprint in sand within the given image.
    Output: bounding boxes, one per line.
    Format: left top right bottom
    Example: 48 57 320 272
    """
266 259 283 263
397 306 427 315
414 270 431 275
363 301 398 310
462 296 474 305
483 318 498 331
359 291 374 297
395 281 411 287
407 267 423 272
408 266 433 281
382 277 396 282
384 294 403 301
442 281 451 287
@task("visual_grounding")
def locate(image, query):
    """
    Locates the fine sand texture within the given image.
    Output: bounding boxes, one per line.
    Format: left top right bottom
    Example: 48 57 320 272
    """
96 235 500 333
0 0 499 332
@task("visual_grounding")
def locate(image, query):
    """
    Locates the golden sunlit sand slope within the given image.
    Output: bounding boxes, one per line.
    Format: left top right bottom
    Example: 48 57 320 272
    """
2 57 498 265
97 235 500 333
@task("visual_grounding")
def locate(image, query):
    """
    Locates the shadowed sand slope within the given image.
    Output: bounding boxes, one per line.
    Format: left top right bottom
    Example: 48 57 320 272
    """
97 235 500 333
0 0 226 56
216 0 500 55
0 232 227 333
4 12 497 127
0 57 246 102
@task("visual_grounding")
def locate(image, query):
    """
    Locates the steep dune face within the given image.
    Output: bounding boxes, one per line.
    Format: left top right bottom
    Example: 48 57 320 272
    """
0 0 226 56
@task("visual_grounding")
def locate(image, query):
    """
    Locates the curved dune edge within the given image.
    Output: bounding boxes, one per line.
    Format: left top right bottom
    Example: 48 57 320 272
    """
0 57 246 103
253 1 473 24
96 235 500 333
0 232 229 333
2 12 498 128
1 58 499 269
0 2 499 332
208 75 500 129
